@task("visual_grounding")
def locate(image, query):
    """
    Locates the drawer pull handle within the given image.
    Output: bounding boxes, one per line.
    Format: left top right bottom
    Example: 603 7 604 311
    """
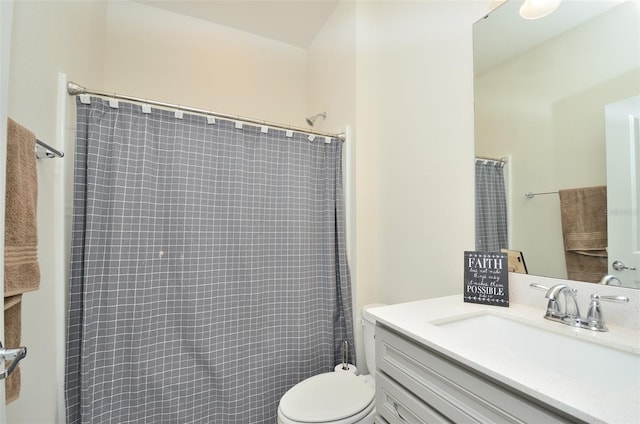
393 401 408 422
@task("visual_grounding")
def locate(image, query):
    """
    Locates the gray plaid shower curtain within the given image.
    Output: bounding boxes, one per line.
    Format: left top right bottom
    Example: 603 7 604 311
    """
475 160 508 251
65 97 354 423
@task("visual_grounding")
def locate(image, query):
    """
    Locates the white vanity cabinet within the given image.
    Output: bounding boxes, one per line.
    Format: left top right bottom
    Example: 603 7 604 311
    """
374 325 577 424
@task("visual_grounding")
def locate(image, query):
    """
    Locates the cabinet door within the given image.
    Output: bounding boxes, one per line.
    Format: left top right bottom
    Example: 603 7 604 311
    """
376 325 575 424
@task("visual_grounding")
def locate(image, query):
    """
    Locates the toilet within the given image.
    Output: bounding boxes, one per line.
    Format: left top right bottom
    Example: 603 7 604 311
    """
277 304 385 424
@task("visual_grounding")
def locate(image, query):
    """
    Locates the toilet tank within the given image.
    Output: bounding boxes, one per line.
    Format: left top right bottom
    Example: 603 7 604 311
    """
361 304 386 377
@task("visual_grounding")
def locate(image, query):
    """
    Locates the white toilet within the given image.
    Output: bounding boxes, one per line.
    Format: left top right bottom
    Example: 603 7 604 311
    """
277 304 385 424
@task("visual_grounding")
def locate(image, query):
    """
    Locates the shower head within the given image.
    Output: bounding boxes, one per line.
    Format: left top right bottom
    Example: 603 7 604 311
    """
305 112 327 127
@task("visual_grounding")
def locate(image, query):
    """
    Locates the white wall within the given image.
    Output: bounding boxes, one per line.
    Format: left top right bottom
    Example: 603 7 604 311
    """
103 0 308 125
307 0 487 373
358 1 483 306
7 1 107 422
475 2 640 279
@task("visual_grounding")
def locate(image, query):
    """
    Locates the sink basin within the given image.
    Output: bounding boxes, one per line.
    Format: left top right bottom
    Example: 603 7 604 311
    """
433 313 640 391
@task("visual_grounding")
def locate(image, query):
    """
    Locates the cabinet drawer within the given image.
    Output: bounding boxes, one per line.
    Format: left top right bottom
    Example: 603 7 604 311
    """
377 371 452 424
376 325 575 424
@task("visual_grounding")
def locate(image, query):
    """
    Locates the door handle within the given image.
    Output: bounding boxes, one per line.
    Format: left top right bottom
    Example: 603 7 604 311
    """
612 260 636 271
0 341 27 379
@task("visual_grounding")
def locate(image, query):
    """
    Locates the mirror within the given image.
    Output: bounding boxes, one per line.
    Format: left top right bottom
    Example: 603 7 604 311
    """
473 0 640 288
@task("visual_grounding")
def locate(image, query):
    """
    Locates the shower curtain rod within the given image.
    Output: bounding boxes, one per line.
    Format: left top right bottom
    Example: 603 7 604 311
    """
67 82 346 142
475 155 506 163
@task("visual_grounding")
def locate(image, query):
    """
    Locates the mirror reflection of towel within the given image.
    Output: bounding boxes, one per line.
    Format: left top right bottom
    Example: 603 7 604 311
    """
559 186 607 283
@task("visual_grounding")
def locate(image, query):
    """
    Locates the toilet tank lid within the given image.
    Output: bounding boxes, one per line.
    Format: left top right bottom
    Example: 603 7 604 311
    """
361 303 386 324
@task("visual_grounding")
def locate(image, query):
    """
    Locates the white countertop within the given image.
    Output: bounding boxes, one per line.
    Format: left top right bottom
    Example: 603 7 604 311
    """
368 295 640 424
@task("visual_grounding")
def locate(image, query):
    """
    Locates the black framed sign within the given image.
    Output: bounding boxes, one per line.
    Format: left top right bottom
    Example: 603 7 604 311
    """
463 251 509 307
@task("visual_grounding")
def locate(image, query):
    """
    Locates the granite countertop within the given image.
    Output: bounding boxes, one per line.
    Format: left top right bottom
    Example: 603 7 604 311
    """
368 295 640 424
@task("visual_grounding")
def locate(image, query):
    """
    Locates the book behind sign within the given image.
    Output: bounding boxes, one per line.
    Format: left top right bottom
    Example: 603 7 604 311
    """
501 249 528 274
463 251 509 307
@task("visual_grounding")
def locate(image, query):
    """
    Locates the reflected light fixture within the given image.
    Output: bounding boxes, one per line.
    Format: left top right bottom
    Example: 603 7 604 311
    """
519 0 562 19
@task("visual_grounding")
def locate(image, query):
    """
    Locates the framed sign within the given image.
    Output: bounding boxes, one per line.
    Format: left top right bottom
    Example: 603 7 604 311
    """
464 251 509 306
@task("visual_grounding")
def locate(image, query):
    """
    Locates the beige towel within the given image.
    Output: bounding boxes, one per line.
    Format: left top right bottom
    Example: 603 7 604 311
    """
559 186 608 283
5 118 40 296
4 295 22 404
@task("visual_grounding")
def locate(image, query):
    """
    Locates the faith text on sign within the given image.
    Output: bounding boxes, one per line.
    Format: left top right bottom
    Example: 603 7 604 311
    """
463 251 509 307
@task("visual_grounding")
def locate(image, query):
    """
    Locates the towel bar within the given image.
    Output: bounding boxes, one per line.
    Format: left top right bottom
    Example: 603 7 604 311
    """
35 139 64 159
0 342 27 379
525 191 558 199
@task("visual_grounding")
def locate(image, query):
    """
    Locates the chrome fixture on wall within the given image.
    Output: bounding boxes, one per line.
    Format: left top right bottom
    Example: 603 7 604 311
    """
306 111 326 127
529 283 629 331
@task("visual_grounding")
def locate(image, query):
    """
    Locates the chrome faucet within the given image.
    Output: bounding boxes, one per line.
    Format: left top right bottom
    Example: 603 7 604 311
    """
543 284 581 326
599 275 622 286
530 283 629 332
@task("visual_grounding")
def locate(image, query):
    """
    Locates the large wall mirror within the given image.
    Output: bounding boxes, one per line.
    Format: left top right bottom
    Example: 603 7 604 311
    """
474 0 639 288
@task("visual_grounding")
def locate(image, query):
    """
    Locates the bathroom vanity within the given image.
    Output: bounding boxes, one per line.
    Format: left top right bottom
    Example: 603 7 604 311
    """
369 291 640 424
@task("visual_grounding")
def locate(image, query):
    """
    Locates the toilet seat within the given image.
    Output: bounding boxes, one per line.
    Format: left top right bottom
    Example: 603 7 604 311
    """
278 372 375 423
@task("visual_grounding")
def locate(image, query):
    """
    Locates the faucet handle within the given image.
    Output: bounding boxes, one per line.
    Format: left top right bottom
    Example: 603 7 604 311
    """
598 294 630 303
529 283 549 291
584 293 629 332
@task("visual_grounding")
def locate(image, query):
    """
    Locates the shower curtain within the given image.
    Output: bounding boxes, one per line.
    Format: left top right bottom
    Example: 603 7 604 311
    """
475 160 508 251
65 98 354 424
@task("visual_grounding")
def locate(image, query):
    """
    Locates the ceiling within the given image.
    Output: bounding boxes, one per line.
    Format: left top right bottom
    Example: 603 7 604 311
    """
475 0 625 74
134 0 340 48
